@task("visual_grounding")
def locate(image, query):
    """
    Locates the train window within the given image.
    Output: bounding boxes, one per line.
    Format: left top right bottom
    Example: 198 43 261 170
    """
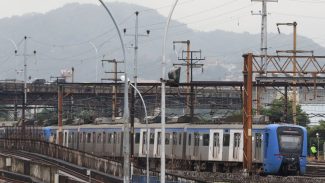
143 132 147 145
213 133 220 147
165 133 170 145
279 135 302 152
255 133 262 148
179 133 182 145
83 132 86 143
87 133 91 143
113 132 117 144
71 132 75 144
223 134 230 146
150 133 155 144
92 132 96 143
103 132 106 143
68 133 72 144
188 134 192 146
117 133 120 144
234 133 241 147
65 132 68 144
203 134 209 146
173 132 177 145
158 132 161 145
194 133 200 146
97 133 102 143
78 132 82 143
108 133 111 144
135 133 140 144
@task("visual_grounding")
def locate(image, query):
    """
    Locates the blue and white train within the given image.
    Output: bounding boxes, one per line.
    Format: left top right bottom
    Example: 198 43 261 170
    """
40 122 307 175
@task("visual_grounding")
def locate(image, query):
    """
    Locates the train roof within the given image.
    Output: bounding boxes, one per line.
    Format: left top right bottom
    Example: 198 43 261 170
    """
44 122 268 130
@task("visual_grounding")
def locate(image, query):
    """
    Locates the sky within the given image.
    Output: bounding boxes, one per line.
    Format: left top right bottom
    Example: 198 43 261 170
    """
1 0 325 47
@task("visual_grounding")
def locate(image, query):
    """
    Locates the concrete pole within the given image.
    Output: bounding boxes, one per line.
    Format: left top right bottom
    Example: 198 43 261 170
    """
161 1 178 183
134 11 139 89
22 36 27 133
186 41 191 115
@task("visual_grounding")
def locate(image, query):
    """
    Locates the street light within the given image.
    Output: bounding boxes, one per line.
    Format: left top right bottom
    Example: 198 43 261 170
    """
120 75 150 183
316 132 319 160
161 1 178 183
97 1 130 182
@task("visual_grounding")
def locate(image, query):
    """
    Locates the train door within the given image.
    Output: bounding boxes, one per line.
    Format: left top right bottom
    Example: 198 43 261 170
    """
154 129 161 157
222 131 230 161
182 132 187 159
92 132 96 154
254 133 262 162
149 132 155 157
113 132 117 157
71 132 75 149
102 132 106 156
134 132 140 157
172 132 177 157
141 130 147 157
62 130 69 147
229 130 243 162
193 132 200 158
209 129 223 161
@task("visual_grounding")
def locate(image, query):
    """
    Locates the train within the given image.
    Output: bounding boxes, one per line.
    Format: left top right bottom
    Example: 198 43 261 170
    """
35 122 307 176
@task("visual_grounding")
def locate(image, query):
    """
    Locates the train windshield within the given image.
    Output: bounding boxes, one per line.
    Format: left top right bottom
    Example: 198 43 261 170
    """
279 135 302 151
277 127 303 154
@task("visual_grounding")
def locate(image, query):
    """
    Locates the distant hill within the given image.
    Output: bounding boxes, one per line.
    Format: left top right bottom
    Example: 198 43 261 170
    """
0 2 324 82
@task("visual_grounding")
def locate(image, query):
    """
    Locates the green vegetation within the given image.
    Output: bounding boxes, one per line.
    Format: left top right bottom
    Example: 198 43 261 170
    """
261 97 310 127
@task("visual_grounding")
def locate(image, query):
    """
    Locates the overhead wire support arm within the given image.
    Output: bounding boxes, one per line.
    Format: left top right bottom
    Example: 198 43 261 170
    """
101 59 124 122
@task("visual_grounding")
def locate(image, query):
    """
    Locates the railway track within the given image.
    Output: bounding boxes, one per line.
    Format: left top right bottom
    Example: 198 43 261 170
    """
3 150 108 183
305 160 325 177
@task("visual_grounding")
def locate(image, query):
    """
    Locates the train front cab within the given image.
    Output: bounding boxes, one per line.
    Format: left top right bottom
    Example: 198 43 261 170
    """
263 124 307 175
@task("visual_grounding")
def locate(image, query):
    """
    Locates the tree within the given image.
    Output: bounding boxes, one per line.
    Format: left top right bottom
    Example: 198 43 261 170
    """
36 108 57 126
261 97 310 127
77 109 96 124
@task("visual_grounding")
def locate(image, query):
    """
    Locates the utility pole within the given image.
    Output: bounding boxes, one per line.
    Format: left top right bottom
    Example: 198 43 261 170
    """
15 36 36 135
174 49 205 121
123 11 150 89
276 22 297 124
50 76 65 145
173 40 190 114
101 59 124 121
251 0 278 115
123 11 150 166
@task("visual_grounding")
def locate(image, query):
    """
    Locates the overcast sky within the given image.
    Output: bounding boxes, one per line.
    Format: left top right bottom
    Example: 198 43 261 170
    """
1 0 325 47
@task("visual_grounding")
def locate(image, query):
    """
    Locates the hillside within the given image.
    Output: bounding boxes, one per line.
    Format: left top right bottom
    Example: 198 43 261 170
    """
0 2 324 82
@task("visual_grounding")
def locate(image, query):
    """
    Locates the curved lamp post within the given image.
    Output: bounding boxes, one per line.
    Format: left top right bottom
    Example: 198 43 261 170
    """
120 75 150 183
161 1 178 183
97 1 130 182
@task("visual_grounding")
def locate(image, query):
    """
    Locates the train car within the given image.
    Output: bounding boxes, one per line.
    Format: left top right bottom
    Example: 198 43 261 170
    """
41 122 307 175
263 124 307 175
